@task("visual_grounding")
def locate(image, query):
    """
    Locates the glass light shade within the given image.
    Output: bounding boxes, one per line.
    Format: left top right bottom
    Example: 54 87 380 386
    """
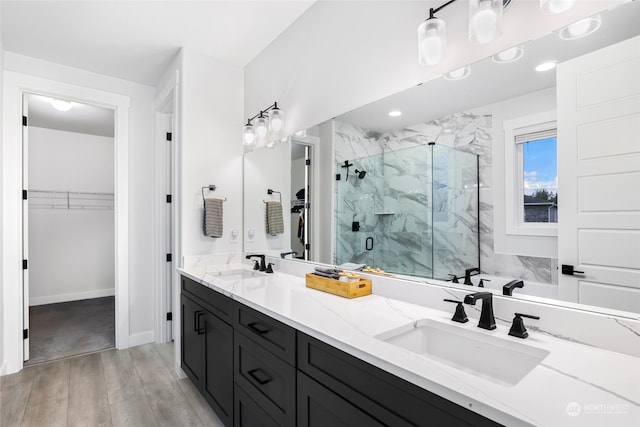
540 0 575 14
269 107 284 132
256 115 269 139
418 17 446 66
243 123 256 146
469 0 503 44
559 14 601 40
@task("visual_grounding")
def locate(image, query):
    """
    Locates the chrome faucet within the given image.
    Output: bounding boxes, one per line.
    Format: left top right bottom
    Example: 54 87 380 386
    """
464 292 496 330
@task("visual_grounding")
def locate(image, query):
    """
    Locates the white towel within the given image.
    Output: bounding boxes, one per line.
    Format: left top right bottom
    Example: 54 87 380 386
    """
265 201 284 235
204 198 223 238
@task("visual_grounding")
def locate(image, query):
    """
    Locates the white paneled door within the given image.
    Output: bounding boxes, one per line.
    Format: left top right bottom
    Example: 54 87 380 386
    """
557 36 640 313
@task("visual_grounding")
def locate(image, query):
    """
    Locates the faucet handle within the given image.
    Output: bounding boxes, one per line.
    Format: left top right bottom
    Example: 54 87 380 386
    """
447 274 460 284
478 278 490 288
443 299 469 323
251 260 260 270
508 313 540 339
266 262 274 274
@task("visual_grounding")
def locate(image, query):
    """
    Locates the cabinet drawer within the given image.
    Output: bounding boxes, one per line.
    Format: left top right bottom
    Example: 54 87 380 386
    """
297 371 386 427
182 275 233 323
234 302 296 364
234 385 281 427
234 330 296 427
298 333 501 427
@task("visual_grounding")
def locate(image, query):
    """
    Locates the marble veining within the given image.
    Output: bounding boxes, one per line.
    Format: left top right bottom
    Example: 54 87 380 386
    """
335 112 555 291
178 259 640 427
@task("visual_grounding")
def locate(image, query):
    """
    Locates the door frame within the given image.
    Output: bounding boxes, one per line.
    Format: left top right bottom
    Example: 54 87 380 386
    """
2 72 130 373
154 71 180 345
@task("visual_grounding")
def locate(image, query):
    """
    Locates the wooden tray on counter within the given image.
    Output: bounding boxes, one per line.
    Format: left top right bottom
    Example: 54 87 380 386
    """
305 273 372 299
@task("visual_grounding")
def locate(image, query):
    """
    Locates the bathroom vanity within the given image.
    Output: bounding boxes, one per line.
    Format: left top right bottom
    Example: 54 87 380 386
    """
179 257 640 427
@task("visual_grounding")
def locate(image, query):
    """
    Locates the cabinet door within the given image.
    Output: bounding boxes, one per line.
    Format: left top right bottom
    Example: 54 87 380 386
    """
202 312 234 427
181 294 204 385
234 385 281 427
297 372 386 427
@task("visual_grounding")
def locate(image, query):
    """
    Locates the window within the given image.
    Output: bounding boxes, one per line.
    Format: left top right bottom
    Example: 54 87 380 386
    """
519 134 558 223
502 111 558 238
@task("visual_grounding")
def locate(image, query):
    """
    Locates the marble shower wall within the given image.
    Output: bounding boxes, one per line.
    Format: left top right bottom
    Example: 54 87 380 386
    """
334 122 480 280
334 114 555 283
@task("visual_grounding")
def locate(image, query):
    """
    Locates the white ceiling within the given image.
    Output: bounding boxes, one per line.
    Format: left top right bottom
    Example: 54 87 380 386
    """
27 93 115 137
338 1 640 132
1 0 317 86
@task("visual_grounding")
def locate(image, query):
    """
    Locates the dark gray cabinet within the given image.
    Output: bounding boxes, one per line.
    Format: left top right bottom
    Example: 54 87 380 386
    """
181 276 234 427
233 303 297 427
181 275 502 427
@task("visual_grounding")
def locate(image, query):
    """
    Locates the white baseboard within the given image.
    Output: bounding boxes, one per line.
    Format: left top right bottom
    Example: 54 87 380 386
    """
129 330 155 347
30 288 115 306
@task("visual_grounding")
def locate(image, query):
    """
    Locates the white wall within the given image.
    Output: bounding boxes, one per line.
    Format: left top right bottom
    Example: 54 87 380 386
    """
179 50 244 257
244 141 292 255
2 53 155 373
28 127 115 305
245 0 619 139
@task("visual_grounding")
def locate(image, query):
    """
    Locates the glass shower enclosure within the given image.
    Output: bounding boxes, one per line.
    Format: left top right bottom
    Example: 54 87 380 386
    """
335 144 479 281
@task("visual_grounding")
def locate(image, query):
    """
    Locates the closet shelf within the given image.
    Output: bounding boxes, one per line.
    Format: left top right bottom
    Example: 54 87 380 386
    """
28 189 114 210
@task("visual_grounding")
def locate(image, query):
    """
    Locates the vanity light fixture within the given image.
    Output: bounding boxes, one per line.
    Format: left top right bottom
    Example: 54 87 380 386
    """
388 110 402 117
492 45 524 63
242 102 284 147
51 99 73 111
444 66 471 80
540 0 575 14
535 61 557 72
559 14 602 40
419 0 512 66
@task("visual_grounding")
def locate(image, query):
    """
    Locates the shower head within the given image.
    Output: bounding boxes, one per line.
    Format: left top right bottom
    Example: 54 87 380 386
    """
355 169 367 179
341 160 353 168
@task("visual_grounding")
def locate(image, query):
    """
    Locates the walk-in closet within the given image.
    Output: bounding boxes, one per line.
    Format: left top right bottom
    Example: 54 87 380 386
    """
25 93 116 364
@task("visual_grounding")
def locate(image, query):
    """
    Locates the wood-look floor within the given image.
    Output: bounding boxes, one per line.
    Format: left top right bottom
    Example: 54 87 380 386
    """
0 343 225 427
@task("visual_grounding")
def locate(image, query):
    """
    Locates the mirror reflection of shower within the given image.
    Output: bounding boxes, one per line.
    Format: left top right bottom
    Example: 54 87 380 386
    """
341 160 367 180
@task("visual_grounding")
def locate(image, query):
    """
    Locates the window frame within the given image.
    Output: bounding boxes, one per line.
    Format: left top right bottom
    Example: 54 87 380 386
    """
503 111 558 238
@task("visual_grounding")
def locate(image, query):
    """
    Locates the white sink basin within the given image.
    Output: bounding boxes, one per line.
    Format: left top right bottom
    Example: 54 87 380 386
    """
213 269 266 281
375 319 549 386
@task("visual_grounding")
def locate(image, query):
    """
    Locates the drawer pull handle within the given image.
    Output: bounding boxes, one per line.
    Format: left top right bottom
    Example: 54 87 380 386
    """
195 311 205 335
247 368 272 385
247 322 270 335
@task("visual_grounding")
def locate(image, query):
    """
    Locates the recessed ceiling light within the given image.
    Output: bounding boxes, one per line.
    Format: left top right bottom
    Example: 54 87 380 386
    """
388 110 402 117
492 46 524 63
51 99 73 111
559 14 601 40
535 61 557 72
444 66 471 80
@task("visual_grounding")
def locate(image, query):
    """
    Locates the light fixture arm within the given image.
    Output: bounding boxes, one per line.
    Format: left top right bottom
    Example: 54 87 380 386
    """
245 102 279 125
429 0 458 19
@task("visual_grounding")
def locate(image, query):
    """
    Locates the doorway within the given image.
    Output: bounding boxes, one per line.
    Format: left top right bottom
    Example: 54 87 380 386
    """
23 93 116 364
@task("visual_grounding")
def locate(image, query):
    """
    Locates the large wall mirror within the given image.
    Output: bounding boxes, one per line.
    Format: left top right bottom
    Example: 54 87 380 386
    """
244 0 640 316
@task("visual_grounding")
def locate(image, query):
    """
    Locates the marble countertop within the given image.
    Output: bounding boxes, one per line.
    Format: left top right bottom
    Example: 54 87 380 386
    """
179 262 640 427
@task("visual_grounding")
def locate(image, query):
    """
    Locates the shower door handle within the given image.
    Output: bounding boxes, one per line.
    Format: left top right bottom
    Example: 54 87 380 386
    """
366 237 374 251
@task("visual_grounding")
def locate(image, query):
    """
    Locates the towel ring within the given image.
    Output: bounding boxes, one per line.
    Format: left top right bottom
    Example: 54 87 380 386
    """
202 185 227 207
264 188 281 204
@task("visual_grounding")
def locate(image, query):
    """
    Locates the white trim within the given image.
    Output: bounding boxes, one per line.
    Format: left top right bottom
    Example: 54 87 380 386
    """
0 361 7 376
30 288 115 306
503 111 558 238
2 71 130 374
153 73 178 344
128 330 155 347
